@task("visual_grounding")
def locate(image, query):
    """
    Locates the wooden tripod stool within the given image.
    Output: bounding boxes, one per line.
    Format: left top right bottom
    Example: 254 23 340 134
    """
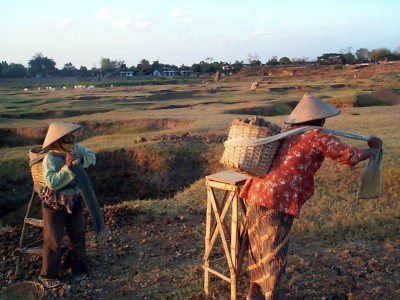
15 183 44 277
203 170 249 300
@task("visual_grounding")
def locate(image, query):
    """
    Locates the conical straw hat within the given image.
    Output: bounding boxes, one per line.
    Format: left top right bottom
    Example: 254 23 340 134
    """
42 122 82 149
284 92 340 124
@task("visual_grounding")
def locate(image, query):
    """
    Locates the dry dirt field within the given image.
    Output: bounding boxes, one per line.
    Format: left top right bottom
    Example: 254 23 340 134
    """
2 198 399 300
1 63 400 299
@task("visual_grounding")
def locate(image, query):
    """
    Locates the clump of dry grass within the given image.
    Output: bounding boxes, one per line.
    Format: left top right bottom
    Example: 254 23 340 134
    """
355 89 400 107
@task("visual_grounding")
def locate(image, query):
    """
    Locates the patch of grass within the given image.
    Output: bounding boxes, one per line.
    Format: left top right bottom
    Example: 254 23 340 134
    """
145 91 199 102
223 102 293 116
1 109 112 120
0 77 202 89
0 158 28 189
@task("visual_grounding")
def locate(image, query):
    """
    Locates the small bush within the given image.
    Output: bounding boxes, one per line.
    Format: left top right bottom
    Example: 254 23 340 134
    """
355 89 400 107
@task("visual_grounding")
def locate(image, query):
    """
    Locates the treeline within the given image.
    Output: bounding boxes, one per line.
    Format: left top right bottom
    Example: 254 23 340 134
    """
1 47 399 79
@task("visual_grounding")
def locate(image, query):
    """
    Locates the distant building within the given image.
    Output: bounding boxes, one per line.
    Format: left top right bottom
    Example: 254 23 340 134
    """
153 66 194 77
180 68 194 76
120 71 134 77
162 66 179 77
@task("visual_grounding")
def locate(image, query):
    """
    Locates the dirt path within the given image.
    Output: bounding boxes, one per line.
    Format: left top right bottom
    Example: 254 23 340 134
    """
1 205 399 299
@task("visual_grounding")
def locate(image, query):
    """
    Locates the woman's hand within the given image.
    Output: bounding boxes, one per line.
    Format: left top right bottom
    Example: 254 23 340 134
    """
367 135 383 155
65 152 82 167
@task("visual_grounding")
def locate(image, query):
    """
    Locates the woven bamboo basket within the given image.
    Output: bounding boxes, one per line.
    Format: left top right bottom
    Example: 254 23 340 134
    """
0 281 44 300
220 120 281 177
28 147 48 188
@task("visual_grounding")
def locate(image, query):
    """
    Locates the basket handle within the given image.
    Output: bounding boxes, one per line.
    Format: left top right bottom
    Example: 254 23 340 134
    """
29 153 48 167
224 126 369 147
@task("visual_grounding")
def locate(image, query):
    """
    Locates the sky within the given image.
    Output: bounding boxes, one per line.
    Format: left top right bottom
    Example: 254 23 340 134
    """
1 0 399 69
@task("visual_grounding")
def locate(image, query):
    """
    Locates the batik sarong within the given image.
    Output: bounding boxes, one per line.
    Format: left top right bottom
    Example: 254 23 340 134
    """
247 202 294 299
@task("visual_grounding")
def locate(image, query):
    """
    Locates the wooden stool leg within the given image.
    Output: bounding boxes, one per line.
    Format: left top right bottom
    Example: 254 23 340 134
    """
204 186 213 296
230 187 239 300
15 189 37 277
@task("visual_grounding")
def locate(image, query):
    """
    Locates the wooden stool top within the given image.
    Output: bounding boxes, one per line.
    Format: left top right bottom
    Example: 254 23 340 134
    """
206 170 248 186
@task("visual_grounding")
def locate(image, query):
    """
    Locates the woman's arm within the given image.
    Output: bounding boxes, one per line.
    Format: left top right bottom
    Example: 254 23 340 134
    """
42 154 75 191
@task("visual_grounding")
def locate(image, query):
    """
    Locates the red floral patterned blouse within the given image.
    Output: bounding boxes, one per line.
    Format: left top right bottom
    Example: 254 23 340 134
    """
239 126 365 217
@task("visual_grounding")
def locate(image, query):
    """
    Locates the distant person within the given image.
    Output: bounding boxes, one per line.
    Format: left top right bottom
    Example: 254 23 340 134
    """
240 93 382 299
39 122 96 289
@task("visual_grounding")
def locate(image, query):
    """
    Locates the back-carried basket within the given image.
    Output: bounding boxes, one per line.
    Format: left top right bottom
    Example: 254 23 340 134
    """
28 146 48 190
220 117 281 178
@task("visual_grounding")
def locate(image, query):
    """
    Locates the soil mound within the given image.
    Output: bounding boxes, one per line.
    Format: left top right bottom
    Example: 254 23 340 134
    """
234 62 400 79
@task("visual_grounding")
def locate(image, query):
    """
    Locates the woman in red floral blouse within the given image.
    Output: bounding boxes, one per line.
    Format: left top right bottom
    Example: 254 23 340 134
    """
241 93 382 300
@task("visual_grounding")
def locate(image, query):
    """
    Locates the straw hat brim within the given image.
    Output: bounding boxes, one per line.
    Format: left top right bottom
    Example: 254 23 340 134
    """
42 122 82 149
284 92 340 124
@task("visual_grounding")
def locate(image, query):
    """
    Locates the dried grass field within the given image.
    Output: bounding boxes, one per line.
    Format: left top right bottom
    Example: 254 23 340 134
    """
0 63 399 299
